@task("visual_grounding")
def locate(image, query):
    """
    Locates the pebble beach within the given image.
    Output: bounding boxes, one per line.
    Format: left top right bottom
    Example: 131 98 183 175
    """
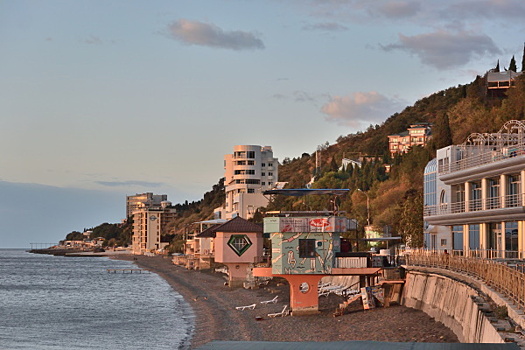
117 255 459 348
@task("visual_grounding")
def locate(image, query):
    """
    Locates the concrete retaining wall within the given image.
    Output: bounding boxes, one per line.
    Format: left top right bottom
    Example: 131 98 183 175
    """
402 270 504 343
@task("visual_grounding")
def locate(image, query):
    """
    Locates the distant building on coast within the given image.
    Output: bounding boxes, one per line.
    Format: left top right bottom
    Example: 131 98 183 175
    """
131 200 177 255
126 192 167 219
387 123 432 157
424 120 525 258
215 145 280 220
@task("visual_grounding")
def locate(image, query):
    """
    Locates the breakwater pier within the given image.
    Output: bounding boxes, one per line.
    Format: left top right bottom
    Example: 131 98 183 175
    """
107 268 150 274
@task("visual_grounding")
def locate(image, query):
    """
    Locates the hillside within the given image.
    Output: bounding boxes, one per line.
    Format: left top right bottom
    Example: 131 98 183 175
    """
72 68 525 250
275 72 525 246
166 71 525 250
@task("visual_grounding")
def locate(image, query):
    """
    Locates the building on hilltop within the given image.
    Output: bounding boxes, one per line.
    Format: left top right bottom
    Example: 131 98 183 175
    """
424 120 525 259
126 192 167 219
387 123 432 157
214 145 280 220
131 200 177 255
486 70 523 90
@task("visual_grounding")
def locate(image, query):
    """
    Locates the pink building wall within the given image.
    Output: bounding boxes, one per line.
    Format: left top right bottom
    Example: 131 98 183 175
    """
215 231 263 264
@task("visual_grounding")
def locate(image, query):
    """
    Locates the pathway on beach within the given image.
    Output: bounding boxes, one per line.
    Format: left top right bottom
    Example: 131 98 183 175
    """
122 255 459 349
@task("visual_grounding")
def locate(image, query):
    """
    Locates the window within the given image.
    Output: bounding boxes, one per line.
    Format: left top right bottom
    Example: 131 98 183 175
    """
452 225 463 251
247 189 254 193
247 151 255 158
261 172 265 176
247 160 255 165
469 224 480 250
261 163 266 167
268 172 273 176
227 235 253 256
505 222 518 257
440 239 447 247
299 239 316 258
507 174 521 207
439 190 446 209
261 182 265 186
470 181 482 211
234 169 255 175
487 178 500 209
245 179 260 184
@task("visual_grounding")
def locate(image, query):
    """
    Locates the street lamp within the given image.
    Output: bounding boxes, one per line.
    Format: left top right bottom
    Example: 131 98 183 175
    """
357 189 370 227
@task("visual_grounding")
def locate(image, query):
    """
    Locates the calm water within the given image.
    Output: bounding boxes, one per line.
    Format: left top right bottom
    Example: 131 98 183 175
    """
0 249 193 349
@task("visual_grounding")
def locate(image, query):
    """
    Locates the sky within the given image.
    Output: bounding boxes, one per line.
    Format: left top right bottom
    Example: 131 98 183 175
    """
1 0 525 247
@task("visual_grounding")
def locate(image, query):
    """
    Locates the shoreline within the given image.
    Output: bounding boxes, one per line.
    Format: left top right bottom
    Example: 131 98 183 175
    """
115 254 459 348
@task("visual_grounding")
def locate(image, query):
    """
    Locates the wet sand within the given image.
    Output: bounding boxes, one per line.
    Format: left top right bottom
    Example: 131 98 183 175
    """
117 255 458 348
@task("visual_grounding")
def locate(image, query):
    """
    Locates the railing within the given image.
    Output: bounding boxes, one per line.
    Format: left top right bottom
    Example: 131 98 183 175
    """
335 257 368 268
424 193 523 216
440 144 525 175
405 250 525 311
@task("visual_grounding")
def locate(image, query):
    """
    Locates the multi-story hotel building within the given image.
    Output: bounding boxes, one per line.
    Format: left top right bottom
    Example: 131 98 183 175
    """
388 123 432 157
424 120 525 259
215 145 279 220
131 201 177 254
126 192 167 218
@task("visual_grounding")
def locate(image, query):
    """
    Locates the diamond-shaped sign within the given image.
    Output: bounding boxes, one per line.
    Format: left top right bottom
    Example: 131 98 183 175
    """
227 235 252 256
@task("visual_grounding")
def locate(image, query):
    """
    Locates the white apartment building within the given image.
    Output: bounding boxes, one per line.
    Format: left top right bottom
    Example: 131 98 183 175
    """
131 201 177 255
215 145 279 220
126 192 167 218
424 120 525 259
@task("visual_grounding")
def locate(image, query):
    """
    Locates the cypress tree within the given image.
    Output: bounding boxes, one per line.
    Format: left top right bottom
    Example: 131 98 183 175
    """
494 59 500 72
509 55 517 72
433 112 453 149
522 43 525 72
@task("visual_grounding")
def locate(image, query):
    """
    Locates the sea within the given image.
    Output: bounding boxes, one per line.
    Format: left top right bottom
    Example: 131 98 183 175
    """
0 249 194 350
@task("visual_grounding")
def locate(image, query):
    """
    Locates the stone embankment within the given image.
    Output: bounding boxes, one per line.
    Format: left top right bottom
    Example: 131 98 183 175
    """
402 267 525 347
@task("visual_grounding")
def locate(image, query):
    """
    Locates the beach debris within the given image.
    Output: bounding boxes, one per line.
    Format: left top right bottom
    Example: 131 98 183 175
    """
235 304 256 311
268 305 289 317
260 295 278 305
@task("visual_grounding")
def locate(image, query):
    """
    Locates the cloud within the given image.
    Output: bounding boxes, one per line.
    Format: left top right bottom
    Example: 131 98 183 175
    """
167 19 265 50
321 91 406 128
442 0 525 21
294 90 317 103
95 180 164 188
375 1 421 18
82 35 103 45
381 30 501 69
303 22 348 31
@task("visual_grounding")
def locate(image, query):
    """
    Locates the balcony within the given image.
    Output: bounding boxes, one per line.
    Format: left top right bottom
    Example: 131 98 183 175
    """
438 133 525 183
424 194 525 225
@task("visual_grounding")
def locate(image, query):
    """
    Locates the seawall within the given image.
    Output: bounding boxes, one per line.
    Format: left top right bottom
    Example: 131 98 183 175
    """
402 268 506 343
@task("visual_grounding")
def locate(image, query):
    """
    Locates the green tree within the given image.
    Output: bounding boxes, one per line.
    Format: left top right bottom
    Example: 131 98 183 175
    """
398 189 424 248
509 55 517 72
65 231 83 240
431 112 453 151
522 43 525 72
